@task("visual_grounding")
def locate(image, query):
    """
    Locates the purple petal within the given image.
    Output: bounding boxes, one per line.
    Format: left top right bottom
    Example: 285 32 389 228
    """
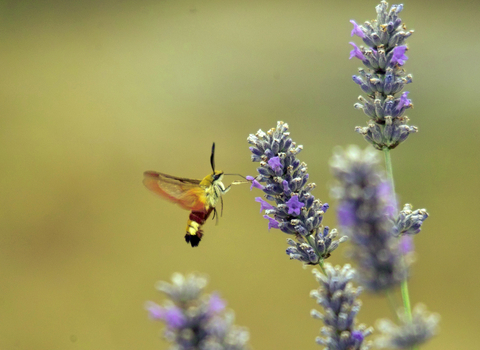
250 179 264 190
337 202 356 227
391 45 408 65
350 20 365 38
255 197 275 212
399 235 414 254
164 307 186 329
208 292 226 314
349 42 365 60
145 301 165 320
247 176 264 191
268 156 283 172
378 181 396 216
285 196 305 215
263 215 280 230
282 180 291 194
321 203 329 213
352 330 365 342
396 91 412 110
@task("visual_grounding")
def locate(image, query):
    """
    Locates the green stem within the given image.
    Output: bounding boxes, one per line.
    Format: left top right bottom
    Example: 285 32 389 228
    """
401 278 412 321
383 149 413 324
317 259 326 275
383 148 396 198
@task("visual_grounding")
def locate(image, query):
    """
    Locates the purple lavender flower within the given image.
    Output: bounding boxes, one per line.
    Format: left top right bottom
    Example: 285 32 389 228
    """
375 304 440 349
349 1 417 150
330 146 407 292
350 20 365 38
349 42 365 61
392 203 429 236
146 273 250 350
247 121 347 265
208 293 227 314
310 264 373 349
146 301 165 320
390 45 409 66
395 91 411 111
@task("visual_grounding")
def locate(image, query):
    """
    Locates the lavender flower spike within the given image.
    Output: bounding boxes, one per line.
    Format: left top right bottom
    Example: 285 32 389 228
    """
349 1 417 150
248 121 347 265
146 273 250 350
330 146 407 292
375 304 440 349
310 264 373 349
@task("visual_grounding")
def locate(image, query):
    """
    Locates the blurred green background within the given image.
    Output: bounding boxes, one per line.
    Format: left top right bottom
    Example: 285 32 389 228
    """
1 0 479 349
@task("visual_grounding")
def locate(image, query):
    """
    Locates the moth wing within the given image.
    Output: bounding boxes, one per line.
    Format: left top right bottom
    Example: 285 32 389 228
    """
143 171 207 211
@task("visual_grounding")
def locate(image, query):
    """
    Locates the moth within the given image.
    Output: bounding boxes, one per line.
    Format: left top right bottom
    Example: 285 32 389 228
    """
143 143 242 247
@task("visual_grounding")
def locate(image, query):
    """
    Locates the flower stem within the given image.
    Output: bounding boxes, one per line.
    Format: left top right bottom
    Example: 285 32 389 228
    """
383 148 396 202
318 260 327 275
383 148 413 323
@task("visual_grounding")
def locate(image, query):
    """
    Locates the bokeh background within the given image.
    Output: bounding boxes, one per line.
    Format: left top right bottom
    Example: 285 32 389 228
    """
1 0 479 349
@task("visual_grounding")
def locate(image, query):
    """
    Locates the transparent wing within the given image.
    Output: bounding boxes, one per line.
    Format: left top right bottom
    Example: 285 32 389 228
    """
143 171 207 211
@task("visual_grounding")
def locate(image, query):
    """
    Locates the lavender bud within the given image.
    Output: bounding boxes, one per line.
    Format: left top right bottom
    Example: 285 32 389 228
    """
392 203 429 236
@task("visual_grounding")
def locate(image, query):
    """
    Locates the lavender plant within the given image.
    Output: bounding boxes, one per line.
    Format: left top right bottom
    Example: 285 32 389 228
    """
146 273 250 350
345 1 439 348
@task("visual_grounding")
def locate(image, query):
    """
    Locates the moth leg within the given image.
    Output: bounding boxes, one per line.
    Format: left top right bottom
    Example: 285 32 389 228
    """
220 195 224 217
222 185 231 194
222 180 247 194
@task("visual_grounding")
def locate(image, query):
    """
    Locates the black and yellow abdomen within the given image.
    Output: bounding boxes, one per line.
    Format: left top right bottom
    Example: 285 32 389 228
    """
185 208 214 247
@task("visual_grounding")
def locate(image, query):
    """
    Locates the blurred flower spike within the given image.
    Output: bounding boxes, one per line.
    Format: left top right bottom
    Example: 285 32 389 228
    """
349 1 417 150
146 273 250 350
376 304 440 349
247 121 348 265
330 146 408 292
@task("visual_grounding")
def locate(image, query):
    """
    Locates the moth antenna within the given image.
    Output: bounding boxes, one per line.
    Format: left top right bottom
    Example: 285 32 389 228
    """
210 142 216 172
